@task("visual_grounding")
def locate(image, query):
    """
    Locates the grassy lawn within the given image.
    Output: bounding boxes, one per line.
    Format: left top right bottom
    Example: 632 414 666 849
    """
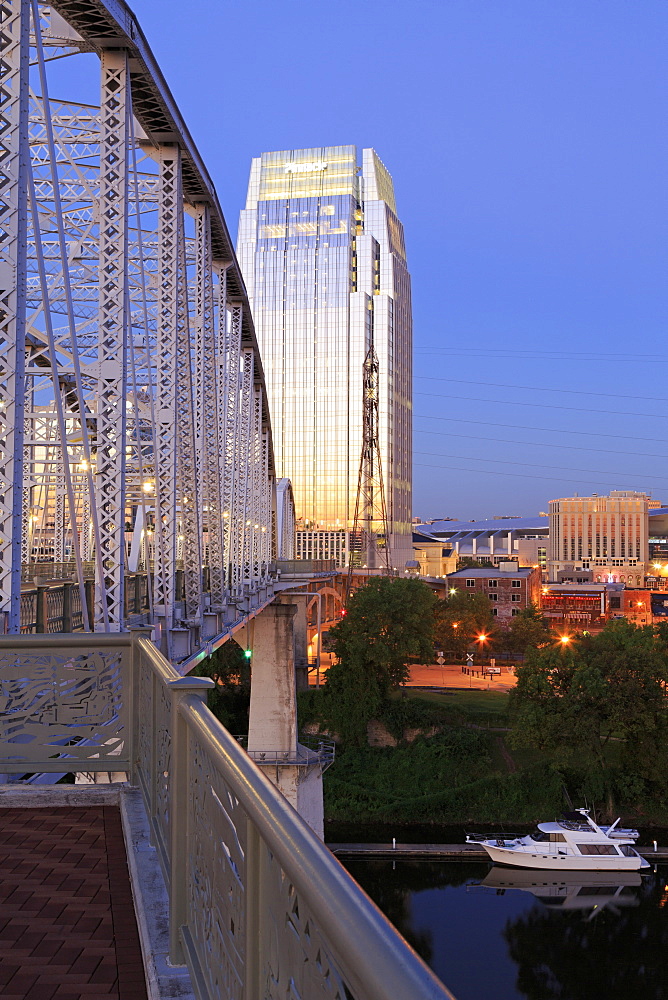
407 688 510 718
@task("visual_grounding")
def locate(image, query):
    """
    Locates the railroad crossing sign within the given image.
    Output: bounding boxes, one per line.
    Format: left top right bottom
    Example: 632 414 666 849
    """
466 653 474 666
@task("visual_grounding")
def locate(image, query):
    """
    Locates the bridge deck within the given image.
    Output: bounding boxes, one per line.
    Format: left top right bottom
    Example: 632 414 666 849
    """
0 807 147 1000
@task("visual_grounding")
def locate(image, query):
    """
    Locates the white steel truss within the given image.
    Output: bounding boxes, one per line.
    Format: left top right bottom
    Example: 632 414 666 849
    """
0 0 29 632
0 0 290 644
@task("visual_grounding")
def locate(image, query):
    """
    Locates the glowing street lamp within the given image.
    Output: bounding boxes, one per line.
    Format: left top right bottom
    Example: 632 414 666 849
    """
559 635 571 645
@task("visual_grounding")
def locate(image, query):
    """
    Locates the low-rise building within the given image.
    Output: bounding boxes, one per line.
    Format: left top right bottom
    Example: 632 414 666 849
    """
542 582 662 631
417 516 548 573
447 562 542 622
412 529 458 578
541 583 612 632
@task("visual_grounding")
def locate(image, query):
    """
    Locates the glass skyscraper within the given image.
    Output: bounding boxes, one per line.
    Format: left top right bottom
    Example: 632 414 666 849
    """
237 146 412 569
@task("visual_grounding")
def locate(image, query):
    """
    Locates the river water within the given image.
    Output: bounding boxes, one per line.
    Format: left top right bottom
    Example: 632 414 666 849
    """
342 858 668 1000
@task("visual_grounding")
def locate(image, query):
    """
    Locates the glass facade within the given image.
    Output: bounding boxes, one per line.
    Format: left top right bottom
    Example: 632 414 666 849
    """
238 146 412 568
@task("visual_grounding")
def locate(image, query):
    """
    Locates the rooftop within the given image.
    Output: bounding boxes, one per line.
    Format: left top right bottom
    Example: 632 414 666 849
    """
448 567 536 579
420 516 548 534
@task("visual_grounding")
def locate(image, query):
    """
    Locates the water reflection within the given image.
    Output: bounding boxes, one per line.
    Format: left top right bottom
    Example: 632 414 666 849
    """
344 859 668 1000
478 867 642 914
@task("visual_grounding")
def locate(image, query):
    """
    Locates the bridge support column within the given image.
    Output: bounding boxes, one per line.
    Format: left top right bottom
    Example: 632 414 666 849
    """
248 601 324 838
292 594 309 692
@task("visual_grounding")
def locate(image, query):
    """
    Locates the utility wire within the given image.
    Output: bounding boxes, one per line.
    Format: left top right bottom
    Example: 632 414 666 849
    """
413 461 663 491
414 412 659 444
415 391 663 419
414 375 666 404
414 347 668 363
413 450 668 484
415 427 664 460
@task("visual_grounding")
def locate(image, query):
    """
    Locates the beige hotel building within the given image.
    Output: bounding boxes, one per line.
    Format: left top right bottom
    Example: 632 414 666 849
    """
548 491 651 586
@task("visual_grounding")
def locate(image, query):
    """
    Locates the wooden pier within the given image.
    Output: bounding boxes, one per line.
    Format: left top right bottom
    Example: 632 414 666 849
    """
328 842 668 861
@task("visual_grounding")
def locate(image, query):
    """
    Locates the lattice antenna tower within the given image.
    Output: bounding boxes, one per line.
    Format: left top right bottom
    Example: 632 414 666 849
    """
346 345 392 600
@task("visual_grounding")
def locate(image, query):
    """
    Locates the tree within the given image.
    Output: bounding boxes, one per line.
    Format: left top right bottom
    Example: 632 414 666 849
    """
325 577 438 745
433 589 496 658
456 557 492 570
510 619 668 815
498 603 554 656
196 639 251 734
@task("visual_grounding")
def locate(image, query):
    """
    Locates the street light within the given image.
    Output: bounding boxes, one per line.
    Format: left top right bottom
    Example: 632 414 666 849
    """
559 635 571 645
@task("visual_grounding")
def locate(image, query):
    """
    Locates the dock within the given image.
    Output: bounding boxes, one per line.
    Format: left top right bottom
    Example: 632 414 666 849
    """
328 843 668 861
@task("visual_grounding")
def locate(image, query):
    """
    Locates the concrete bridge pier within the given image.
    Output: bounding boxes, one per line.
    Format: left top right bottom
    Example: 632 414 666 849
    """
291 594 310 691
247 600 325 838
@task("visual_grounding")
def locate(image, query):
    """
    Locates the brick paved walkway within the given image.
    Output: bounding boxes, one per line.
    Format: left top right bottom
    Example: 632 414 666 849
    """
0 806 148 1000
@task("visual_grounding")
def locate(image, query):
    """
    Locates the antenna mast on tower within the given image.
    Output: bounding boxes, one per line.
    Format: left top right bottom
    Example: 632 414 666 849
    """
346 345 392 600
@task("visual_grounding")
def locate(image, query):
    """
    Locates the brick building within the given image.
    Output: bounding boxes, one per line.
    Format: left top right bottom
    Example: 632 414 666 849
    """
541 583 608 632
447 562 542 623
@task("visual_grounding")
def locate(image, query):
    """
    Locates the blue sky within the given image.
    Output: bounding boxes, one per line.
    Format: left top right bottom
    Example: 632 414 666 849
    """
58 0 668 520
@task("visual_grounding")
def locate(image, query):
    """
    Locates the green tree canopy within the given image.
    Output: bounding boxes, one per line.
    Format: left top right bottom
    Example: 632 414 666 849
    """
510 619 668 814
196 639 251 734
325 577 438 745
498 603 554 656
433 589 497 657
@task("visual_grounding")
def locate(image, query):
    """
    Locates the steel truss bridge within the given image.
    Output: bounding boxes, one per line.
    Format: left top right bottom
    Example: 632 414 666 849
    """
0 3 456 997
0 0 295 657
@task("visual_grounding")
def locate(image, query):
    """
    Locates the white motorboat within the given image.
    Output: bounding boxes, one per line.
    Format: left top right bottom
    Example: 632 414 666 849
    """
466 809 650 871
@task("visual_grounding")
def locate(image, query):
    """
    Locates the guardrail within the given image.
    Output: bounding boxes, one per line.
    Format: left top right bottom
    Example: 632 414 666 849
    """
235 734 336 770
0 634 454 1000
276 559 338 575
19 576 153 633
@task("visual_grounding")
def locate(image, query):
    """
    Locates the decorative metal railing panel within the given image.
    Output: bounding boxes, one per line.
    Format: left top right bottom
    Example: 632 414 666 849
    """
20 591 37 632
186 733 247 1000
0 634 454 1000
0 636 130 770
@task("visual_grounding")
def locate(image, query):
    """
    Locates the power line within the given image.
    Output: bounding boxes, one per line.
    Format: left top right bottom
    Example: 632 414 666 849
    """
415 426 664 460
413 461 663 491
414 347 668 363
413 412 657 444
413 450 668 484
415 391 663 419
414 375 666 404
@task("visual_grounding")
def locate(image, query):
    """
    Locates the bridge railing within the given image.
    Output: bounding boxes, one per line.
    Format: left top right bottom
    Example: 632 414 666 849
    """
19 576 153 634
0 634 453 1000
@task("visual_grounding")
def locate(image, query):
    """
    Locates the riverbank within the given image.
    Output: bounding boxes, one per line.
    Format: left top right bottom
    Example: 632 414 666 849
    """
303 686 668 831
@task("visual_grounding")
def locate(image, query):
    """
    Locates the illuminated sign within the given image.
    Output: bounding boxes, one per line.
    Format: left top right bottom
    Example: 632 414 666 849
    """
284 161 328 174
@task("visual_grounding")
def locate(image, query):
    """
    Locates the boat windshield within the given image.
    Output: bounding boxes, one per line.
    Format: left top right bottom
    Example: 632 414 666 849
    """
530 829 550 842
